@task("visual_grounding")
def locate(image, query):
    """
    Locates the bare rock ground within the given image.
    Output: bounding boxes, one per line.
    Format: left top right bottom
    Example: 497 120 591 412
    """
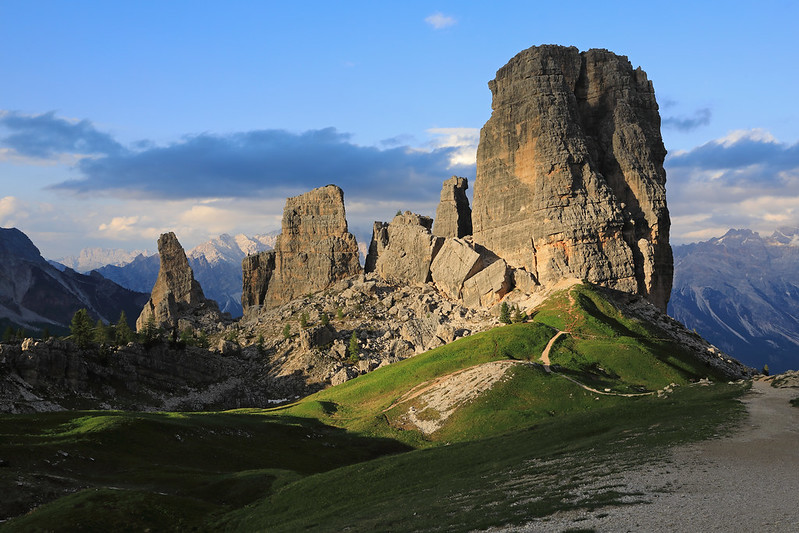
507 378 799 532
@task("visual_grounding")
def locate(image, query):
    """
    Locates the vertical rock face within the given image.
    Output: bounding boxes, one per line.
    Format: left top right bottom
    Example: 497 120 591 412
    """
136 232 221 332
243 185 361 310
432 176 472 238
365 212 444 285
241 250 275 310
472 45 672 311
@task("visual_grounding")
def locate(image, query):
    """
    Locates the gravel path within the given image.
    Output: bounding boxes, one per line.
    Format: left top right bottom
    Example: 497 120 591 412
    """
510 380 799 532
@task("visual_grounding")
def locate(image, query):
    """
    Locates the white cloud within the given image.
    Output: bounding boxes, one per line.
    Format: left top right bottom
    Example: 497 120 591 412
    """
426 127 479 167
0 196 20 220
716 128 777 148
425 12 456 29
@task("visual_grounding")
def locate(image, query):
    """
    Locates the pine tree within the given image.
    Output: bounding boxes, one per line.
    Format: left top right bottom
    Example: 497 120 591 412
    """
114 311 134 345
320 312 330 326
348 331 360 364
93 319 111 345
70 309 93 348
2 325 14 343
282 323 291 340
499 302 511 324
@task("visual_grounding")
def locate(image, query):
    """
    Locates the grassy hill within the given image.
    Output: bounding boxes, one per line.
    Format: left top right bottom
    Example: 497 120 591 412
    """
0 284 750 531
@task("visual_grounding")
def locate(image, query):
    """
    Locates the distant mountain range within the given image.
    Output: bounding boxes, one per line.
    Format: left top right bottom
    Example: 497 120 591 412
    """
669 227 799 373
91 233 277 317
0 228 149 333
54 247 152 273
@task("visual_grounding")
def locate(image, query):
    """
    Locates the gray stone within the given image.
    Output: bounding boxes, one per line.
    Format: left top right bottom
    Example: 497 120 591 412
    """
432 176 472 238
472 45 672 311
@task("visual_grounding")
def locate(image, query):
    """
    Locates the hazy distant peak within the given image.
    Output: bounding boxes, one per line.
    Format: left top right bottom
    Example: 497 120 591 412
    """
188 233 276 265
55 247 153 272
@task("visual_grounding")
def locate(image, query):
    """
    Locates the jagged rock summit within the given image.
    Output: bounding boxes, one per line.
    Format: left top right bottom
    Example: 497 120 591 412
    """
432 176 472 238
472 45 672 311
136 232 223 332
242 185 361 313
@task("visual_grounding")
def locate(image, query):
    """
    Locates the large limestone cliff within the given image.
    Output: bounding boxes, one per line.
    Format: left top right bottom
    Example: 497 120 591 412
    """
242 185 361 311
472 45 672 311
136 232 222 332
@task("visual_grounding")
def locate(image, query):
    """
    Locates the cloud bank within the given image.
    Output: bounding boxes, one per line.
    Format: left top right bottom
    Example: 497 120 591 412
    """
0 111 475 204
666 129 799 242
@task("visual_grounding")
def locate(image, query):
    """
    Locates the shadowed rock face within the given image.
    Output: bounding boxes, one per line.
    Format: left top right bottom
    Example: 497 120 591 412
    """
242 185 361 311
136 232 221 332
473 45 672 311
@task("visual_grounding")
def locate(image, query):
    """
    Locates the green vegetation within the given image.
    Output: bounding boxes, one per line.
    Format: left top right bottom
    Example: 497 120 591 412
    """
282 323 291 340
347 331 360 364
0 283 752 531
114 311 135 345
69 308 93 348
790 397 799 408
320 312 330 326
299 312 309 328
499 301 511 324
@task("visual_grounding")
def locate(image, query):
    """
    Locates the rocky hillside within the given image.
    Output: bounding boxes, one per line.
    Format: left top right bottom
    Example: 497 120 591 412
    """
669 228 799 372
0 227 148 334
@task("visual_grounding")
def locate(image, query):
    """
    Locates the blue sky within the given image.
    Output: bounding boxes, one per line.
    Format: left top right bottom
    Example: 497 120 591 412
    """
1 0 798 258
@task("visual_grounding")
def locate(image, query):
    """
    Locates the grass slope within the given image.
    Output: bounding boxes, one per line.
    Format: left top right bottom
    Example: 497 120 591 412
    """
1 284 749 531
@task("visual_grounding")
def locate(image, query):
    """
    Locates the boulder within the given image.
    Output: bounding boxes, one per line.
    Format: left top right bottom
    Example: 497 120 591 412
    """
461 259 512 308
472 45 672 311
430 238 483 299
432 176 472 238
366 212 444 284
299 324 336 351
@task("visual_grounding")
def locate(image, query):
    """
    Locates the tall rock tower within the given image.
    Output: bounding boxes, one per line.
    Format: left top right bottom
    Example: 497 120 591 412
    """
472 45 672 311
241 185 361 311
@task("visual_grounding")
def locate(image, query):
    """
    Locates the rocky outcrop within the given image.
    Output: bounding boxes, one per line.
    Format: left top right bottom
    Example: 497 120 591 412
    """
432 176 472 238
365 212 444 284
136 232 223 333
242 185 361 312
472 45 672 311
241 251 275 310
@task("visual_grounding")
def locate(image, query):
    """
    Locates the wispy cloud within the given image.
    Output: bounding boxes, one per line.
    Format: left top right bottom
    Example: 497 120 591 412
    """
662 107 711 132
425 12 456 29
666 129 799 243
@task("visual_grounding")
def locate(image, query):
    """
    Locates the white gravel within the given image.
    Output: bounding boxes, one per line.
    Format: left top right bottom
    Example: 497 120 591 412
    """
506 380 799 532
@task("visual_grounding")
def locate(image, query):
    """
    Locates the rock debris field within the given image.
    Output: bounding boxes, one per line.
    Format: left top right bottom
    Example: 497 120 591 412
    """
507 378 799 532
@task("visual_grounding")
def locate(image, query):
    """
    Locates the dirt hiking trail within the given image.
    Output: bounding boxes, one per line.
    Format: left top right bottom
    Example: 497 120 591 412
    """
508 379 799 532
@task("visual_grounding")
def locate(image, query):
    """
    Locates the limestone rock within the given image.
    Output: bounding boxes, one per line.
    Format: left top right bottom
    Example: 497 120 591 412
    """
366 212 444 284
364 221 388 273
432 176 472 238
136 232 222 333
241 251 275 311
461 259 512 308
242 185 361 311
472 45 672 311
430 238 483 299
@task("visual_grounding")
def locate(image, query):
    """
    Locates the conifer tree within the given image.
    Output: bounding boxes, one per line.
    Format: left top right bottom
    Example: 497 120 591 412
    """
70 309 93 348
